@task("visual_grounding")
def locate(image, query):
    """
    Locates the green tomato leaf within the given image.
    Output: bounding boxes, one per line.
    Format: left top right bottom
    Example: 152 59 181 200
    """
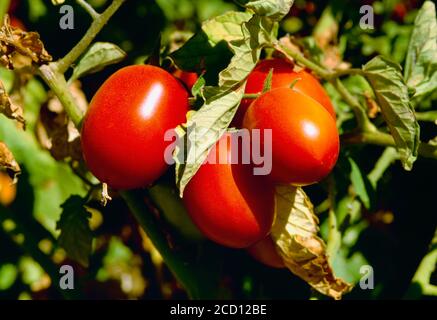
363 55 420 171
404 1 437 105
56 196 93 267
348 157 372 209
175 15 276 195
244 0 294 21
271 185 352 300
191 74 206 98
171 11 253 79
71 42 126 81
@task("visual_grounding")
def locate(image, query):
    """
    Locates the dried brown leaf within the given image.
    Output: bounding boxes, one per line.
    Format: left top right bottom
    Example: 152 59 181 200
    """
0 80 25 127
0 15 52 70
271 185 352 300
36 81 87 161
0 141 20 181
364 91 380 119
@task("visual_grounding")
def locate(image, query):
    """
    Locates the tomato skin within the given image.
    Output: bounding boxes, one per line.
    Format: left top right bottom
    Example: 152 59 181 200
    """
183 133 275 248
243 88 339 186
81 65 189 190
247 237 285 269
173 69 198 91
9 16 25 30
233 58 335 127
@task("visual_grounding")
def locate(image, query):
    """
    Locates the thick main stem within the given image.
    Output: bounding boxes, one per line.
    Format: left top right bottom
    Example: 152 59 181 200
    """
341 131 437 160
38 65 84 128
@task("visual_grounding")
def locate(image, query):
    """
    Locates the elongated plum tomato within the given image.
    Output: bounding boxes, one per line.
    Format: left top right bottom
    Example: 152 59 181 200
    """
247 237 285 269
183 133 275 248
233 58 335 127
173 69 198 91
81 65 189 190
243 88 339 186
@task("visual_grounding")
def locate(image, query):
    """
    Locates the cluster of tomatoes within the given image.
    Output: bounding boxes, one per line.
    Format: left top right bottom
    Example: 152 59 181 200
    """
81 58 339 268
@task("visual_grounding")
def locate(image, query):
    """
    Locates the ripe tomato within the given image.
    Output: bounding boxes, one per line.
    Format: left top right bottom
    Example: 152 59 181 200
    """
233 58 335 127
173 69 198 91
247 237 285 269
9 16 25 30
0 172 16 206
183 133 275 248
81 65 189 190
243 88 339 186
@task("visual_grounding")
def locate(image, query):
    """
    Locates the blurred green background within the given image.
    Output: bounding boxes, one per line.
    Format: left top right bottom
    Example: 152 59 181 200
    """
0 0 436 300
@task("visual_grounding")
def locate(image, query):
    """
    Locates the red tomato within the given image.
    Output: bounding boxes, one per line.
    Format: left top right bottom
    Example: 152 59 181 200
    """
173 69 198 91
247 237 285 269
9 16 25 30
243 88 339 186
233 58 335 127
81 65 189 190
183 133 275 248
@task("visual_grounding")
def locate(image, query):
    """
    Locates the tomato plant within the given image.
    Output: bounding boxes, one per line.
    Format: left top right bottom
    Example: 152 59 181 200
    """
183 133 275 248
81 65 189 190
0 0 436 303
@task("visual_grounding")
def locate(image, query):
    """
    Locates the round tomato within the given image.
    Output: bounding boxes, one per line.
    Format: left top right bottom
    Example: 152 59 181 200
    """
247 237 285 269
243 87 339 186
173 69 198 91
183 133 275 248
81 65 189 190
233 58 335 127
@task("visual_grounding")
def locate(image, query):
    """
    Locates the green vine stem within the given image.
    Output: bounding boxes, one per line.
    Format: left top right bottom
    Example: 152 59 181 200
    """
368 147 399 187
76 0 100 20
120 190 220 299
341 131 437 160
415 111 437 122
331 78 378 132
38 65 84 128
54 0 126 74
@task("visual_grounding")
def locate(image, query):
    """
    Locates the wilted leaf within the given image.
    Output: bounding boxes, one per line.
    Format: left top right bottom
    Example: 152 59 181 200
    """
0 15 52 69
36 81 87 161
363 56 420 171
0 80 25 127
71 42 126 81
271 185 352 300
404 1 437 104
244 0 294 21
56 195 93 267
0 141 20 181
175 15 276 195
